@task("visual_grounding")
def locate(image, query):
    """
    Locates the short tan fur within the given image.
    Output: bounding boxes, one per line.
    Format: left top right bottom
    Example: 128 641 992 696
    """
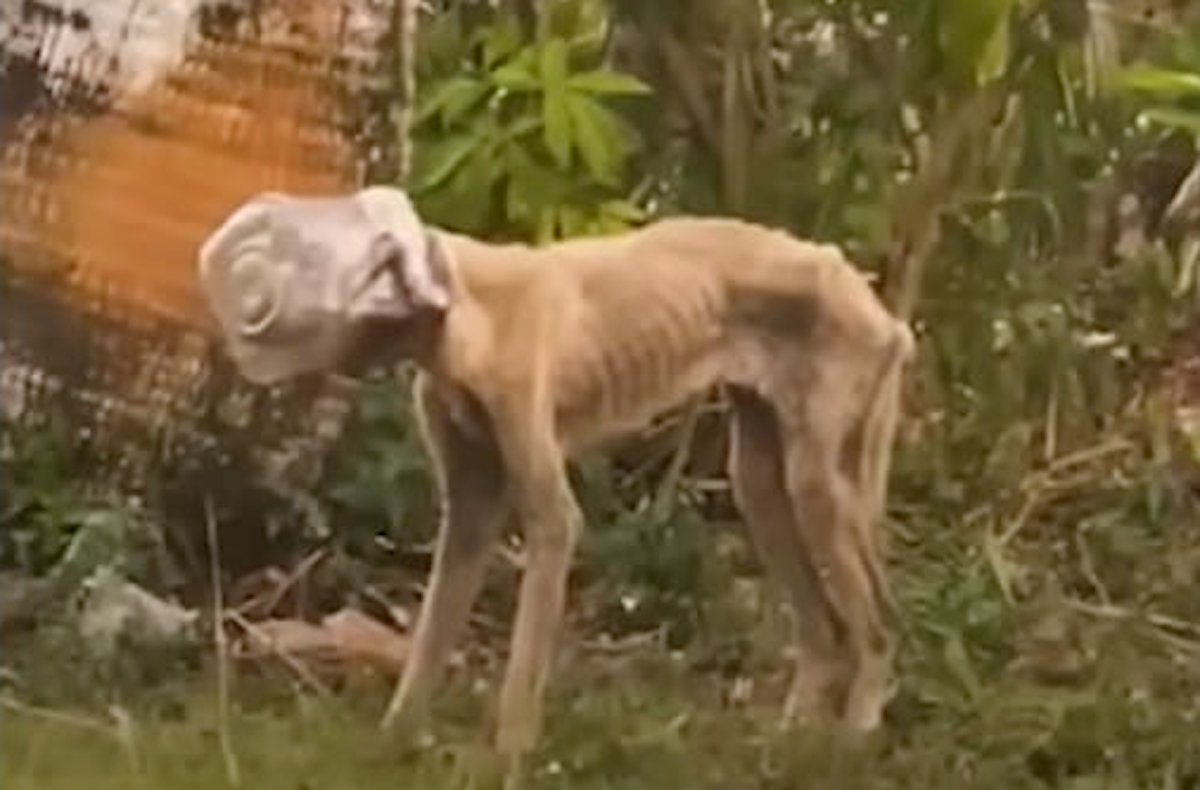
369 216 915 786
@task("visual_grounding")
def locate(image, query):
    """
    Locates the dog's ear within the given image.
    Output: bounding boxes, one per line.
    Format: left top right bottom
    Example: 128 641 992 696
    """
394 228 451 312
364 228 451 314
423 229 454 303
347 188 451 321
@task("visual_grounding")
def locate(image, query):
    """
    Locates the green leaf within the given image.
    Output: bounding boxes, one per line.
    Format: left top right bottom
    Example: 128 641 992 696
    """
477 20 523 71
981 532 1017 605
556 205 589 239
502 142 540 220
942 633 983 703
1138 106 1200 134
538 0 587 43
566 69 653 96
503 115 543 140
567 27 608 62
975 7 1011 84
542 88 574 169
415 76 490 127
564 94 622 185
1112 65 1200 98
537 37 571 90
409 133 480 193
441 148 497 231
503 141 575 225
936 0 1015 86
491 62 542 92
589 201 645 235
599 199 646 224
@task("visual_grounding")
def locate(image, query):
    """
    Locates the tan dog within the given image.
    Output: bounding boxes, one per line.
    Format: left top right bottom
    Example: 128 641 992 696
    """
198 186 914 786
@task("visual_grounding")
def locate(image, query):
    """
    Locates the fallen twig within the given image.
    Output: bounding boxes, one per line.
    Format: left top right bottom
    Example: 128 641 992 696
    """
619 711 691 748
579 628 665 656
224 609 334 697
1020 438 1137 493
0 694 142 773
0 693 121 738
1073 531 1112 607
230 549 331 620
230 608 412 679
1064 597 1200 656
258 548 329 617
650 396 705 522
1064 597 1200 639
998 437 1136 545
205 497 241 787
360 583 411 630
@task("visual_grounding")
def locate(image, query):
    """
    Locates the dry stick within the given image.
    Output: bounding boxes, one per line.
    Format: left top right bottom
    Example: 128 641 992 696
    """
998 437 1135 545
1064 597 1200 656
886 87 1005 323
1073 530 1112 607
1019 438 1135 491
204 497 241 787
107 704 143 777
658 33 721 152
1044 379 1060 462
0 694 143 775
650 395 705 522
0 693 120 738
223 608 334 698
360 583 412 630
230 567 288 617
618 711 691 748
1065 597 1200 640
622 398 726 484
238 547 329 617
390 0 418 185
579 627 664 656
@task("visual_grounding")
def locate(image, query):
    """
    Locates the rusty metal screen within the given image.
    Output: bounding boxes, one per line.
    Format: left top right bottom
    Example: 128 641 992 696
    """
1 0 400 573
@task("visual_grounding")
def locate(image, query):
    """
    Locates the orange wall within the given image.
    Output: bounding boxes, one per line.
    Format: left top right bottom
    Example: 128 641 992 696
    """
1 22 363 334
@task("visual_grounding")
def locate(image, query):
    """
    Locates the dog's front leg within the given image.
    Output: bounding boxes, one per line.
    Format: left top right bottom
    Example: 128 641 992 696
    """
382 374 512 738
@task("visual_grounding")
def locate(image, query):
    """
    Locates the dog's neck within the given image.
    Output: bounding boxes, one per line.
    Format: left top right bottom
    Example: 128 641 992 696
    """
421 230 550 390
336 228 489 384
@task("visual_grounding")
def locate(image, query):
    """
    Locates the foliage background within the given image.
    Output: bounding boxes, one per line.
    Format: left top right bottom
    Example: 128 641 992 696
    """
4 0 1200 787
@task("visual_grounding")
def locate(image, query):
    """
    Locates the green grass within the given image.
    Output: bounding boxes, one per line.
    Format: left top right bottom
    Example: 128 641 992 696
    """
3 622 1198 790
3 464 1198 790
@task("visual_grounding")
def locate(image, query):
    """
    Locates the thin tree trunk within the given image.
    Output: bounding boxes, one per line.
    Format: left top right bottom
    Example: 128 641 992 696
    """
391 0 419 184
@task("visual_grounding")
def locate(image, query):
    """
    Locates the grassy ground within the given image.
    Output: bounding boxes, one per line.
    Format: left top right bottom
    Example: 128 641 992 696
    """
3 600 1199 790
3 443 1199 790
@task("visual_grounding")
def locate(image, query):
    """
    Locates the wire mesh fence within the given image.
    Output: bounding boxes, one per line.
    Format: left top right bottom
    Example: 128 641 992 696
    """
0 0 400 577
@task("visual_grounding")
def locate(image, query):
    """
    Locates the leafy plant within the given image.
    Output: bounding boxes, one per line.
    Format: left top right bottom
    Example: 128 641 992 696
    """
1 415 175 593
1 414 78 573
1112 21 1200 136
408 14 651 242
318 375 436 557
